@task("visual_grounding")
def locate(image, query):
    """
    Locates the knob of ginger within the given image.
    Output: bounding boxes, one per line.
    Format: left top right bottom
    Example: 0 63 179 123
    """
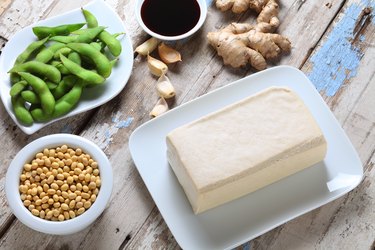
207 23 290 70
208 0 291 70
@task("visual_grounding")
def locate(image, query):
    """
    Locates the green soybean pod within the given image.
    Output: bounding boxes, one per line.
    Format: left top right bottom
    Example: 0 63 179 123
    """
50 35 78 44
99 30 122 57
10 74 21 85
74 29 123 38
11 96 33 126
18 72 56 115
67 43 111 78
31 80 84 122
112 32 125 38
110 58 119 69
75 26 105 43
52 75 78 99
81 8 98 28
14 36 49 64
9 80 28 97
35 42 65 63
10 35 48 84
50 61 70 75
21 90 40 104
89 42 102 51
46 81 58 90
53 80 84 118
70 29 87 35
53 47 72 59
9 61 61 83
32 23 86 39
60 54 105 85
30 107 50 122
68 52 81 65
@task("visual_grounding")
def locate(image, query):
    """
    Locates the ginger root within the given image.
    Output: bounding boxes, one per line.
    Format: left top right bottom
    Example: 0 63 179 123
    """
207 23 290 70
208 0 291 69
216 0 280 33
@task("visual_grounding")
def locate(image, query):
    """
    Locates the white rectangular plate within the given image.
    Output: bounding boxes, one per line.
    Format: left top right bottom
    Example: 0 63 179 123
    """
128 66 363 250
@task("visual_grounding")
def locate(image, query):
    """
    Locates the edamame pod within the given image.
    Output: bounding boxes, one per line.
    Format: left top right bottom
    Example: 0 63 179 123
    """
68 52 81 65
82 8 98 28
31 80 84 122
11 96 33 126
60 54 105 85
10 80 28 97
76 26 105 43
32 23 86 39
110 58 119 68
52 75 78 99
90 42 102 51
21 90 40 104
112 32 125 38
9 61 61 83
81 9 122 56
51 61 70 75
67 43 111 78
35 42 65 63
14 36 49 64
99 30 122 57
18 72 56 115
10 36 49 85
73 29 123 39
46 82 58 90
51 26 105 44
10 74 21 85
53 80 84 117
30 107 50 122
53 47 72 59
50 35 78 44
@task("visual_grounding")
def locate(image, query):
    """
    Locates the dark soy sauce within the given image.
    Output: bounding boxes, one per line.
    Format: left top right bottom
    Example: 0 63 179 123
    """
141 0 201 36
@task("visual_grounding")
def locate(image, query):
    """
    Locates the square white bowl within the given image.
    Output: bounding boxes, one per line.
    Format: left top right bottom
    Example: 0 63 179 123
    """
0 0 133 134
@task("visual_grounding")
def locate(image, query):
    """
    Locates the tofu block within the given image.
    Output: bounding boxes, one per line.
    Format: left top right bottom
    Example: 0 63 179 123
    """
166 86 327 214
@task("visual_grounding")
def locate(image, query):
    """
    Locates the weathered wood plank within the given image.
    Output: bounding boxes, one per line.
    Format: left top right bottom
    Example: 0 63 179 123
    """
0 0 94 237
252 0 375 249
1 0 374 249
0 0 12 16
126 207 180 250
0 0 151 247
0 0 52 38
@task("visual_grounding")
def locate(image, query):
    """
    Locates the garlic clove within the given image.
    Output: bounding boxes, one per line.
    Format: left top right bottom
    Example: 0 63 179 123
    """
147 54 168 76
150 97 169 117
156 74 175 99
158 43 182 64
135 37 159 56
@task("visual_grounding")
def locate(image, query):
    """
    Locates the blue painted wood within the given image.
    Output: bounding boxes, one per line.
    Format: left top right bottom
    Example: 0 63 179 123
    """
307 0 375 96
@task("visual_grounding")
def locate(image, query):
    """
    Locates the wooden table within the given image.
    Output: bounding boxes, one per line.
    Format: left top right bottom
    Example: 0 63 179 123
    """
0 0 374 249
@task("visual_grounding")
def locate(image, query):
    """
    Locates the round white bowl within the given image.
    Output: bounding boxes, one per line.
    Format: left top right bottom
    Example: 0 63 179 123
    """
135 0 207 41
5 134 113 235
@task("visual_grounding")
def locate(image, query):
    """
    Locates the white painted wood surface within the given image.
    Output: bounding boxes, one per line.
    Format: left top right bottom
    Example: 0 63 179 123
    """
0 0 374 249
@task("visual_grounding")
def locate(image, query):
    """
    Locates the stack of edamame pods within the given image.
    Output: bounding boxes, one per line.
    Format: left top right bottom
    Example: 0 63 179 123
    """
8 8 123 126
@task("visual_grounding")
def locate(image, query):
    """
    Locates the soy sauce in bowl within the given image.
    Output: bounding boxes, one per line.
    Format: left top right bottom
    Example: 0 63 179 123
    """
141 0 201 37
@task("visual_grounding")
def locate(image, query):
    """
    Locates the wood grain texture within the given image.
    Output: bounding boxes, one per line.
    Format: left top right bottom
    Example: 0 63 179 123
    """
0 0 374 249
0 0 12 16
252 0 375 249
0 0 95 239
